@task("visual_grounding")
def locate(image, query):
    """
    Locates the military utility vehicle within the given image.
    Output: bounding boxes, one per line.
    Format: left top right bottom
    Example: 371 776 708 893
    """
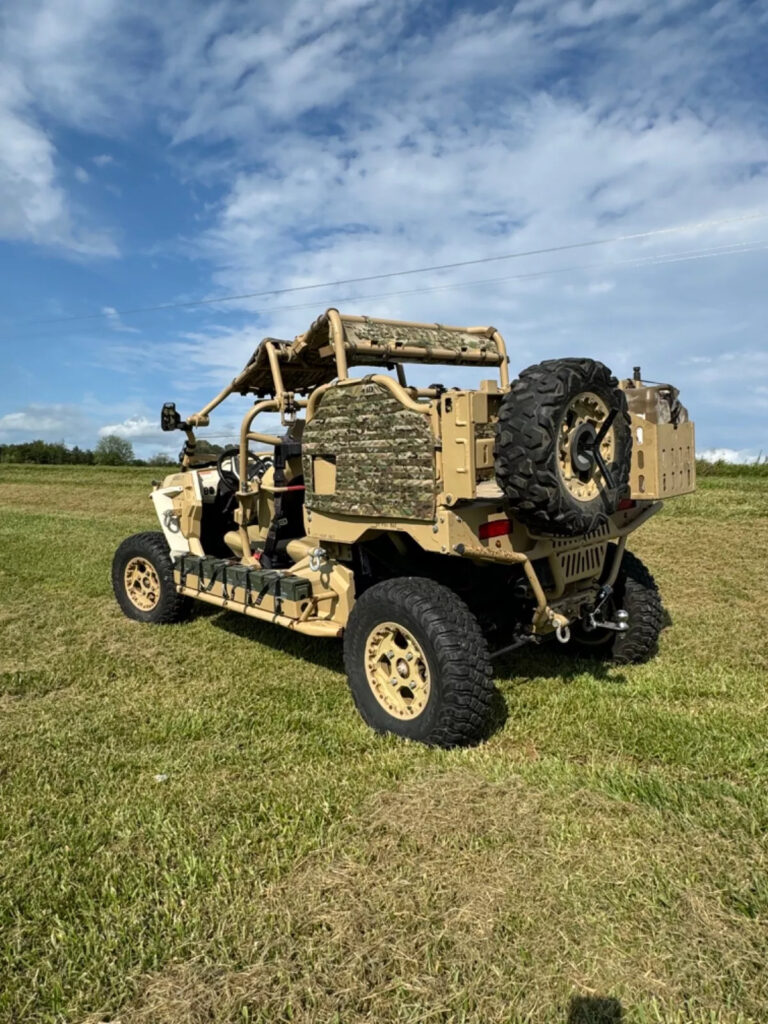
113 309 695 747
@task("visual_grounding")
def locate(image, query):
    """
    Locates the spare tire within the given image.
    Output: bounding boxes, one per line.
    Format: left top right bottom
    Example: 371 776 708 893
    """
494 358 631 536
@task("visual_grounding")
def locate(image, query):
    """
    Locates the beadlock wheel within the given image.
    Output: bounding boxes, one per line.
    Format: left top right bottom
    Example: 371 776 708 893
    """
112 532 192 625
364 621 431 720
123 556 161 612
556 391 615 502
343 577 495 748
494 357 632 536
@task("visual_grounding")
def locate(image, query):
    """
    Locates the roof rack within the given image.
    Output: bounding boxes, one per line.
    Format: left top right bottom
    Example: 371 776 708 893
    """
234 309 510 397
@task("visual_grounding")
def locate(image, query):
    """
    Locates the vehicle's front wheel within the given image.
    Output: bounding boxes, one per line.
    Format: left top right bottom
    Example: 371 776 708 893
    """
112 532 192 624
343 577 494 747
568 549 663 664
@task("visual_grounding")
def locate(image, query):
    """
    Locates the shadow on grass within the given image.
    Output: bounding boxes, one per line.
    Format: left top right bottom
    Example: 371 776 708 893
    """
208 607 346 673
495 643 628 686
567 995 623 1023
209 608 511 743
209 606 626 687
205 608 626 746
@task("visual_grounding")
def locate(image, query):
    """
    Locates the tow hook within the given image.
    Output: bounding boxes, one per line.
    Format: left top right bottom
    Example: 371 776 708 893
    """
546 608 571 644
582 584 630 633
308 547 326 572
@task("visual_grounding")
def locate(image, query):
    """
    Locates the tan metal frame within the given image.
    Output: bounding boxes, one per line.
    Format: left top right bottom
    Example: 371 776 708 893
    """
169 308 652 637
184 307 510 429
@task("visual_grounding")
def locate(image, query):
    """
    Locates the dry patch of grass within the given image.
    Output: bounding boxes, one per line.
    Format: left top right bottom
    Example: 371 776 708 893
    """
112 772 767 1024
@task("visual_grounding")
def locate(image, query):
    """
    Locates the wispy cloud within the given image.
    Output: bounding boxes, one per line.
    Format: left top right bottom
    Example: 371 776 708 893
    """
698 447 765 464
98 414 161 440
0 0 767 453
101 306 140 333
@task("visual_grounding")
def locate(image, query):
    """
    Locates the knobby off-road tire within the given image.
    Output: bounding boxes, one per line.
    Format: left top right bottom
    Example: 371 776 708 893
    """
343 577 494 748
112 532 192 624
569 550 663 664
494 358 632 536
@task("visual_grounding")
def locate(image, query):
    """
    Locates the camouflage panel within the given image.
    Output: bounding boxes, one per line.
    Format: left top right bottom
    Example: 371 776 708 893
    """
303 381 436 520
342 318 502 364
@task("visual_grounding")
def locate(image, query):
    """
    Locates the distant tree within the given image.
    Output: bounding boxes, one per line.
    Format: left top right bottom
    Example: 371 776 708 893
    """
68 445 95 465
95 434 134 466
0 440 95 464
147 451 176 466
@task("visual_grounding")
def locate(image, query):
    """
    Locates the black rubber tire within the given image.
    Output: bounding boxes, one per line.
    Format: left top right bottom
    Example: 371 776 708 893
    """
112 532 192 624
343 577 494 748
569 550 663 664
494 357 632 536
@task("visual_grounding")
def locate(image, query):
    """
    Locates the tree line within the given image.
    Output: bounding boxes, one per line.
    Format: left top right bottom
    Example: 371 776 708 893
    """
2 437 764 476
0 436 226 467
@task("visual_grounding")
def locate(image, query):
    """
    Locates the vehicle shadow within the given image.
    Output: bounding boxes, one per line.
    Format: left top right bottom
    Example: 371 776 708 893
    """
494 642 628 686
211 605 511 742
205 608 623 745
567 994 624 1023
208 607 346 674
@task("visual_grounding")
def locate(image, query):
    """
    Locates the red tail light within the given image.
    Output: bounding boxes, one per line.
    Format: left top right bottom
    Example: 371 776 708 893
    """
479 518 512 539
618 498 637 511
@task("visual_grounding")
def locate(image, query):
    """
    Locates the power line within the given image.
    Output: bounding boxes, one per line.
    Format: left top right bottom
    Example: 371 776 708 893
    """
4 236 765 345
19 210 768 328
153 237 768 324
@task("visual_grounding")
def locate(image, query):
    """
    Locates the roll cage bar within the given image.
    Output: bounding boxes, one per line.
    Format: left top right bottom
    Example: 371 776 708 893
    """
183 308 509 426
168 309 511 558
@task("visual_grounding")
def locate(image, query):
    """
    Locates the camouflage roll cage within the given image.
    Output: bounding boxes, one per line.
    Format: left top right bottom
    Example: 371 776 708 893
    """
182 307 510 480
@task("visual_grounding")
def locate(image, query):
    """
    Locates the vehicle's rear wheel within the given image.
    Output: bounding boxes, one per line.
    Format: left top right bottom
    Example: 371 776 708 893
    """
112 532 192 624
568 550 663 664
494 358 632 536
343 577 495 747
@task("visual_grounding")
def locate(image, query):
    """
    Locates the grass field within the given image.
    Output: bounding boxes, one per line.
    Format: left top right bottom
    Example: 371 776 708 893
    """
1 464 767 1024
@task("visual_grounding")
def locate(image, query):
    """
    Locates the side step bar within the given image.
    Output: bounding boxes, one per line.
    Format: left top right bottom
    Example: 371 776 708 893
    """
173 555 342 638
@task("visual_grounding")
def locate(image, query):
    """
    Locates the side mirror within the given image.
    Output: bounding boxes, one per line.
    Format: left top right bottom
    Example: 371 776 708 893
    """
161 402 182 431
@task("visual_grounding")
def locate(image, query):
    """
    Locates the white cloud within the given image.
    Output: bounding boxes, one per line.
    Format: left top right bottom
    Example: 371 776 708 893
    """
0 4 120 255
1 0 767 454
157 0 767 454
0 403 91 441
697 448 765 465
98 415 162 440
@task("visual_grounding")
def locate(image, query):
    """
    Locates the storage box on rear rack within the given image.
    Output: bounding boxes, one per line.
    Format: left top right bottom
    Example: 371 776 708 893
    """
623 382 696 500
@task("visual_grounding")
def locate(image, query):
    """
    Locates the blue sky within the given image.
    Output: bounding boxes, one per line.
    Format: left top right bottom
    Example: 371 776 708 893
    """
1 0 767 460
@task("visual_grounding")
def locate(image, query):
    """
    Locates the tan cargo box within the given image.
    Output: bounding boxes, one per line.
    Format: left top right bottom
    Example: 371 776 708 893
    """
629 417 695 499
623 382 695 499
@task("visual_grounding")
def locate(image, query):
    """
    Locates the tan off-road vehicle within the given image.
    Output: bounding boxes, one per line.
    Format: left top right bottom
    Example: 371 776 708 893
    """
113 309 695 747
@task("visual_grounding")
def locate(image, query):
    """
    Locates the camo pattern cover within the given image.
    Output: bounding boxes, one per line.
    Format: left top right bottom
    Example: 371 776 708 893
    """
342 318 502 363
303 381 436 520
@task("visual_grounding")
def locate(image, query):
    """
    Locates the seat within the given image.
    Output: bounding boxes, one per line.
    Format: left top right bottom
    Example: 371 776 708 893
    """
224 527 316 565
224 526 263 559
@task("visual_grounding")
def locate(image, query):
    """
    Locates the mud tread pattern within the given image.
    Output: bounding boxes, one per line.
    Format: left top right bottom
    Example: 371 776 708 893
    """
343 577 494 749
494 357 632 536
611 550 664 665
112 531 192 625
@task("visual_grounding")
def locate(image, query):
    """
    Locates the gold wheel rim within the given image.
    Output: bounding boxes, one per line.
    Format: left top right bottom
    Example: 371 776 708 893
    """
557 391 615 502
124 556 161 611
364 622 431 720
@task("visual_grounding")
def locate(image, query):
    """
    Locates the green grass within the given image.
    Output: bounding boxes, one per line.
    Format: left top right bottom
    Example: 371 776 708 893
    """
1 464 767 1024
